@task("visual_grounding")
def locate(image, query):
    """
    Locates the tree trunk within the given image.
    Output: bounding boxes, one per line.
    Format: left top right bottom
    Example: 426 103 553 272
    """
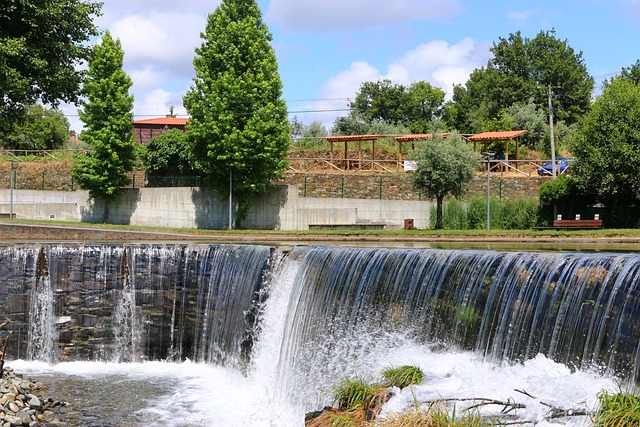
435 196 444 230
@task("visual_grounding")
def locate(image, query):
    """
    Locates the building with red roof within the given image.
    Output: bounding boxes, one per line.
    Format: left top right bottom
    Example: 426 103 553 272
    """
132 117 189 145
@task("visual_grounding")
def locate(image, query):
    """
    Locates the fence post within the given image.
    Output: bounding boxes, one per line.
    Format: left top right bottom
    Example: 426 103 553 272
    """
341 176 344 198
303 176 307 197
41 172 45 191
379 177 383 199
71 175 74 191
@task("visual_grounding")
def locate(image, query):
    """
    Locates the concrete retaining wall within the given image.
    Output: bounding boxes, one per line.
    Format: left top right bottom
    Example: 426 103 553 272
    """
0 186 432 231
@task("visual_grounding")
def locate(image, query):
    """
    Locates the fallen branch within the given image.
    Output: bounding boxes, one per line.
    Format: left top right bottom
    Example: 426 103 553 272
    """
421 390 594 425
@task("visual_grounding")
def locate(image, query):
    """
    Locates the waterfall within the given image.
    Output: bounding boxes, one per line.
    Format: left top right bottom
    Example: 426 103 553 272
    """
0 243 639 393
271 246 640 406
26 248 56 363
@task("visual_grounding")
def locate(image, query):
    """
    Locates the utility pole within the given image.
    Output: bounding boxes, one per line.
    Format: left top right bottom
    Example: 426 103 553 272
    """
548 85 557 179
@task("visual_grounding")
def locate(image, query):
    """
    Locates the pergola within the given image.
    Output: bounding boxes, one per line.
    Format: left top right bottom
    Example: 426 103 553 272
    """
394 133 451 162
323 134 386 171
466 130 528 161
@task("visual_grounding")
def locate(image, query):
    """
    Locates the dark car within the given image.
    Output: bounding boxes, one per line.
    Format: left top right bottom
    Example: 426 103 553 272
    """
537 158 572 176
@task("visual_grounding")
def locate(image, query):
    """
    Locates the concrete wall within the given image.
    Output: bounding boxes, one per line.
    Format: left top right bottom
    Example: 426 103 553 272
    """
0 185 431 230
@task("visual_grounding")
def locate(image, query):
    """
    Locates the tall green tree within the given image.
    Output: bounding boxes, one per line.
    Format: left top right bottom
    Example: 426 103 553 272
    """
0 0 102 135
4 104 70 150
450 30 593 133
71 31 136 223
410 133 481 229
571 76 640 224
183 0 290 227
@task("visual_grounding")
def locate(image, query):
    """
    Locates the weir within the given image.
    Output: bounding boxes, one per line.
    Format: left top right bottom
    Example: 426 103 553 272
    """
0 244 638 388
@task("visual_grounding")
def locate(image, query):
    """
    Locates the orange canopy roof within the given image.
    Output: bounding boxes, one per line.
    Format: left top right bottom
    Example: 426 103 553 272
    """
467 130 527 141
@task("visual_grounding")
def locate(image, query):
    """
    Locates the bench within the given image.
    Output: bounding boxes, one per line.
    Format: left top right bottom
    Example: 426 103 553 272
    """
308 223 385 230
552 219 603 229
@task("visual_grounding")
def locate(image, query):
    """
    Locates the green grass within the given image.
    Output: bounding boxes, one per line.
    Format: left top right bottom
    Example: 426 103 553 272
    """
373 404 489 427
333 377 384 412
594 388 640 426
381 365 425 389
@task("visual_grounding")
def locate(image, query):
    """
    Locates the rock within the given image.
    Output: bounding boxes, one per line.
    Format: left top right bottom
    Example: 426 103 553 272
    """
15 411 30 425
25 396 40 411
3 415 20 426
8 403 19 414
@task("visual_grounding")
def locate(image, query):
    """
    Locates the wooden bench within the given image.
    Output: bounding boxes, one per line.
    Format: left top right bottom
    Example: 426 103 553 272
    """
552 219 603 229
308 223 385 230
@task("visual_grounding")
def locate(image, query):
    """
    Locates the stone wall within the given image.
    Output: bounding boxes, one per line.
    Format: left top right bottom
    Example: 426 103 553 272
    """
282 173 546 201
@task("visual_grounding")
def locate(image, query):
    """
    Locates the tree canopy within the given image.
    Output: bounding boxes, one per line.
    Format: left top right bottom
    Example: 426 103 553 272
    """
410 134 480 229
450 30 593 134
183 0 290 227
3 104 69 150
349 79 445 133
0 0 102 134
71 31 136 222
571 75 640 215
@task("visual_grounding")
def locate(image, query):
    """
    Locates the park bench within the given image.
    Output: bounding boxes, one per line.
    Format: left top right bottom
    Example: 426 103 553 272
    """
552 217 602 229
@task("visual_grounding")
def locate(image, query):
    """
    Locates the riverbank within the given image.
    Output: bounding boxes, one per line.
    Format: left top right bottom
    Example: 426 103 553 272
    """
2 220 640 251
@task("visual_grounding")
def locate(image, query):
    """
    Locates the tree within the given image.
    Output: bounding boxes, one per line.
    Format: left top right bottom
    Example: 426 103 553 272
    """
350 80 445 133
4 104 70 150
71 31 136 223
0 0 102 135
183 0 290 228
143 128 195 177
450 30 593 133
410 134 481 229
570 76 640 225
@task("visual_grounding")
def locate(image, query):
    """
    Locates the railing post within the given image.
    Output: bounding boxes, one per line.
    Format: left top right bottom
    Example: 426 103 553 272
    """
341 176 344 198
41 172 45 191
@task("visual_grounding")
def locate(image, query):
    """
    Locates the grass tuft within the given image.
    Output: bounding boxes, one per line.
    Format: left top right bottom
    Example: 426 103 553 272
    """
594 388 640 426
333 376 385 412
381 365 425 389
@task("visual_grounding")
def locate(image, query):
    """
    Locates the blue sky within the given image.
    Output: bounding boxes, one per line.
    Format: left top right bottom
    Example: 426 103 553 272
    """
62 0 640 133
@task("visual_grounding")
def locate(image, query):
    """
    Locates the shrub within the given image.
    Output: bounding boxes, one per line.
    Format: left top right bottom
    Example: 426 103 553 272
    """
381 365 425 389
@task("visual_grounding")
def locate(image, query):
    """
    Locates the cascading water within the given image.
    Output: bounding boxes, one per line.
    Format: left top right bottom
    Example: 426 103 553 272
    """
0 243 639 426
26 248 56 363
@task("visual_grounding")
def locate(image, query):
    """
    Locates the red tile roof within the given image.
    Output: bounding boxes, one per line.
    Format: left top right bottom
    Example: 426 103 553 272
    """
395 133 451 142
133 117 189 126
467 130 527 141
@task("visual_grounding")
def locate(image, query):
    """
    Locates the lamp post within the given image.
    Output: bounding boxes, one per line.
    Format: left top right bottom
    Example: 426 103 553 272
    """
9 160 16 220
228 165 233 230
482 152 495 231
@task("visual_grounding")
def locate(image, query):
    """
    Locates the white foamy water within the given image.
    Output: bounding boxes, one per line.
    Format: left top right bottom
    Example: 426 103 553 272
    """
8 347 622 427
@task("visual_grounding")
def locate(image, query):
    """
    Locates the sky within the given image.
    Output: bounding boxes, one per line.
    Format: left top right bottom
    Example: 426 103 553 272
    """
62 0 640 133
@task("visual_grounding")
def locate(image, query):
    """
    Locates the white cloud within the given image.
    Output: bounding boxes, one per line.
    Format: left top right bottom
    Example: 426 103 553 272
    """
134 88 188 121
110 12 205 72
266 0 463 32
304 38 491 128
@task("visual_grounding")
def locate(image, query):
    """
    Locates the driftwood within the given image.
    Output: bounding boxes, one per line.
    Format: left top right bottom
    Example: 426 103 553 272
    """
422 388 594 425
0 319 11 373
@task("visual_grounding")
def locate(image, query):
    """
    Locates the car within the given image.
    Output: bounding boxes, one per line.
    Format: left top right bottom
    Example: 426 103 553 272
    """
537 158 572 176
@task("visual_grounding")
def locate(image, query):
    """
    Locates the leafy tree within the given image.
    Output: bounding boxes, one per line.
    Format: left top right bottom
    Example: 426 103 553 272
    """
4 104 69 150
71 31 136 223
571 76 640 224
505 99 547 150
0 0 102 134
183 0 290 228
410 133 481 229
302 121 328 140
450 30 593 133
331 112 371 136
621 60 640 84
404 81 446 133
350 79 445 133
143 128 195 177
